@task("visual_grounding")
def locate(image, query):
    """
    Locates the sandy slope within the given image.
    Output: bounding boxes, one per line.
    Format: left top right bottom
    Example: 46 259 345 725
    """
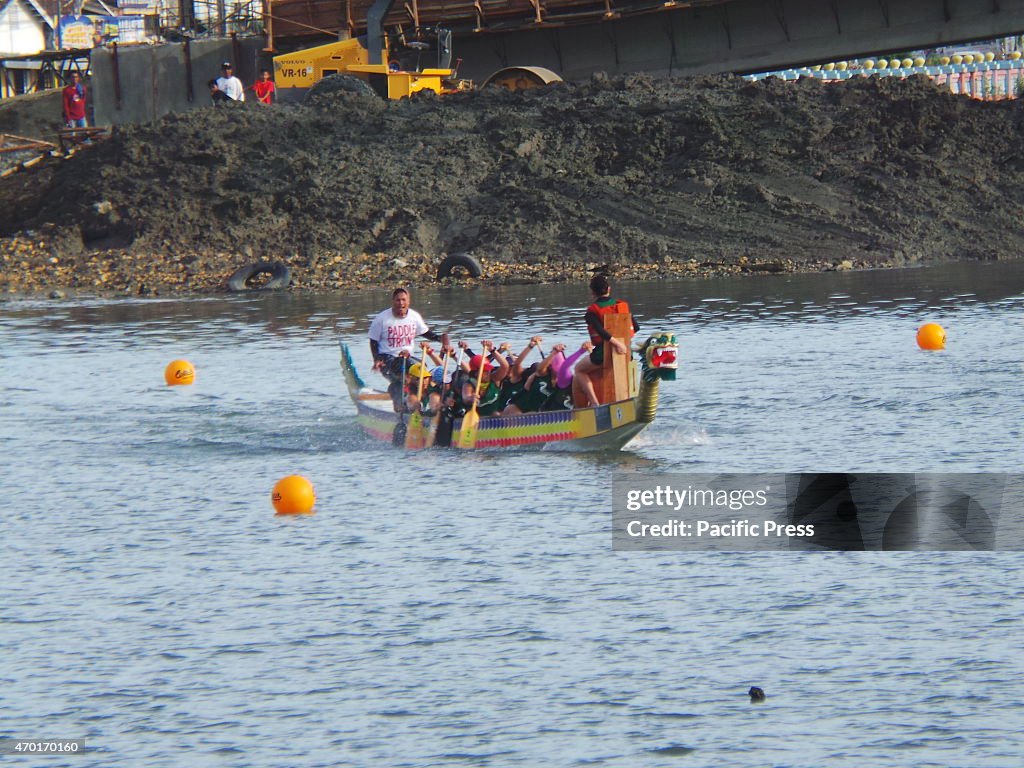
1 73 1023 296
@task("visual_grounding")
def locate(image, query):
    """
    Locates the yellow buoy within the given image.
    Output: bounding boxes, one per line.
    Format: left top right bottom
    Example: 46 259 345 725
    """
889 59 902 69
984 52 995 62
876 59 888 69
165 359 195 386
863 59 875 69
916 323 946 351
1011 51 1021 61
952 54 963 65
939 56 951 65
823 62 835 71
963 54 975 65
901 58 913 68
273 475 316 515
837 61 848 71
913 57 925 67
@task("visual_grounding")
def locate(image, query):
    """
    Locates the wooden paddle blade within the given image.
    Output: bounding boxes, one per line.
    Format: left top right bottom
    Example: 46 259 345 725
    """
455 409 480 449
455 343 489 450
404 411 425 449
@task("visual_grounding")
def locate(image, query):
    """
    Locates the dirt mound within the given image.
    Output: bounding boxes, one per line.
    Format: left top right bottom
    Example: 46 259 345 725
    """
2 73 1024 295
0 89 64 140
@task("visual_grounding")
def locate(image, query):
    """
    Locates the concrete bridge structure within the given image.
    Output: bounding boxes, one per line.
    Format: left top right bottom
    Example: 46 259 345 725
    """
90 0 1024 126
446 0 1024 83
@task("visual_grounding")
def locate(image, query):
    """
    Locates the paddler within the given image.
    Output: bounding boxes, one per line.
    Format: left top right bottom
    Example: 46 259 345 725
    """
492 337 543 412
460 341 510 417
500 341 590 415
405 361 434 413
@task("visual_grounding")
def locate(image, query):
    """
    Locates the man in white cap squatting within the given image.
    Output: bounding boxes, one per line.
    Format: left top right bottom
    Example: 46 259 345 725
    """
216 62 245 101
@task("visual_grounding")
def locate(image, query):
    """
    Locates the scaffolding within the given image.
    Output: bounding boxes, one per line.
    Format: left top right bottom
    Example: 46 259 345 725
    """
156 0 266 39
0 48 91 97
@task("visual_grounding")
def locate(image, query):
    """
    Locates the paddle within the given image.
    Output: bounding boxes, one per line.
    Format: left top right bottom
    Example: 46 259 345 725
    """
455 346 488 450
452 346 465 384
404 344 430 449
392 354 408 446
424 347 451 449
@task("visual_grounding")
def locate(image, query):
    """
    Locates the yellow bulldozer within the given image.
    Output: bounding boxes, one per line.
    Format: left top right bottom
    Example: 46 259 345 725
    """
273 0 562 100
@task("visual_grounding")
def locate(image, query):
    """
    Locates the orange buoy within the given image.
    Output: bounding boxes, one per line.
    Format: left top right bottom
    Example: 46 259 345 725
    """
165 359 195 386
272 475 316 515
916 323 946 351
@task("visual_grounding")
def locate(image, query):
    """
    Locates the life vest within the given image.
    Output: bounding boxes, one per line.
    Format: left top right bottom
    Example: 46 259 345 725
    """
586 298 633 346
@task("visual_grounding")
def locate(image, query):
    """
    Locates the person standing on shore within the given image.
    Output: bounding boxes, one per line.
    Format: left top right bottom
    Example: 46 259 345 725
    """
62 72 88 128
215 62 245 102
251 70 276 105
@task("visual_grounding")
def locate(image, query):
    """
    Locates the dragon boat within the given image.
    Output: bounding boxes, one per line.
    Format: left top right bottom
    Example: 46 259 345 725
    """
340 316 677 450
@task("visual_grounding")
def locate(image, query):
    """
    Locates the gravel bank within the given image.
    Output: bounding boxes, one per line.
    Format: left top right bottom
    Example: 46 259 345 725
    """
2 73 1023 298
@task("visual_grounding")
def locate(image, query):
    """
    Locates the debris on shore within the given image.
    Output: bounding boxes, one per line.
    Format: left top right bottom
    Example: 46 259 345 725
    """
2 73 1023 297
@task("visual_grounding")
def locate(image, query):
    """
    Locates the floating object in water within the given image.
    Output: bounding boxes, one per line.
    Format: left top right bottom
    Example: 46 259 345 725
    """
272 475 316 514
749 686 766 702
164 359 195 386
916 323 946 351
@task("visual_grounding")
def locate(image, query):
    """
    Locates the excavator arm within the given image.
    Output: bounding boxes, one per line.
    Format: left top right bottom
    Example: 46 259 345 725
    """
365 0 395 66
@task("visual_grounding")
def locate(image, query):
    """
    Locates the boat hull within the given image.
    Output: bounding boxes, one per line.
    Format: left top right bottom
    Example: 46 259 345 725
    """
340 342 658 451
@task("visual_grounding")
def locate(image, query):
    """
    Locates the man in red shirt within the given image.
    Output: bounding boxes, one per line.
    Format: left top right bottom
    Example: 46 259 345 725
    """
62 72 88 128
251 70 276 105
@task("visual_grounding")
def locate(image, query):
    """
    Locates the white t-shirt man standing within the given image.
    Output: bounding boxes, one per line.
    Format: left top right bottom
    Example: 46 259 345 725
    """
216 62 245 101
368 287 447 409
368 299 428 358
368 287 448 361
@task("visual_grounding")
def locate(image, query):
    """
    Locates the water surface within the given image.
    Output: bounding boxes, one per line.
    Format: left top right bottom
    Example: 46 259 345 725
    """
2 261 1022 766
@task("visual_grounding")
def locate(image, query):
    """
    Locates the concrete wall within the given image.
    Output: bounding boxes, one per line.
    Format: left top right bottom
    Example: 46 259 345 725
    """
453 0 1024 83
91 37 266 127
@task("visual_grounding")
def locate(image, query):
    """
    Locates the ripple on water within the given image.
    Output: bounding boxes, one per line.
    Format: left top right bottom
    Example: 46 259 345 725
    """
2 264 1024 766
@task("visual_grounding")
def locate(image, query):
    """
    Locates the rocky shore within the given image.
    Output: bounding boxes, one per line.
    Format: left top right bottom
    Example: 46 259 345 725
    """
2 73 1023 298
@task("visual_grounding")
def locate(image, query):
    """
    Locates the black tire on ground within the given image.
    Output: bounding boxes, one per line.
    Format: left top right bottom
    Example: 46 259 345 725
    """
227 261 291 291
436 253 483 280
480 66 564 91
306 74 376 101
